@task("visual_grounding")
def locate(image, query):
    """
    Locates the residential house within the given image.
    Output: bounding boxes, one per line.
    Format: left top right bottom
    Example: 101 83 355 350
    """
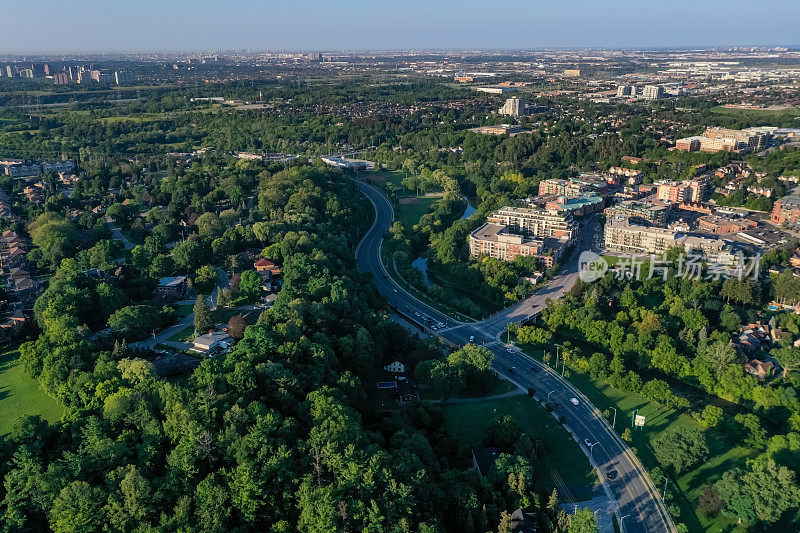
191 331 233 355
155 276 188 300
254 258 281 276
510 508 541 533
744 359 774 382
383 360 406 373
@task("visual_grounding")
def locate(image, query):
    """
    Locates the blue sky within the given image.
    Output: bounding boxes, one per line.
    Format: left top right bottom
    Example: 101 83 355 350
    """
2 0 798 52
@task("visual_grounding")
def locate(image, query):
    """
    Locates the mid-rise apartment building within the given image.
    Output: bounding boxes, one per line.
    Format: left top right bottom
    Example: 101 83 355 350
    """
605 200 670 227
487 206 576 241
616 85 634 97
675 127 768 153
498 97 525 117
771 195 800 225
655 179 706 204
538 178 597 196
604 217 728 256
642 85 665 100
1 160 75 178
469 223 564 267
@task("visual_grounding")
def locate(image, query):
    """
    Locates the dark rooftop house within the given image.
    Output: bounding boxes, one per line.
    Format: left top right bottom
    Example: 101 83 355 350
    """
510 508 541 533
472 447 499 477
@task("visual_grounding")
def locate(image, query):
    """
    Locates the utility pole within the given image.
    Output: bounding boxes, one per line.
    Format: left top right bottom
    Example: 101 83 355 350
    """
588 441 597 461
553 343 561 370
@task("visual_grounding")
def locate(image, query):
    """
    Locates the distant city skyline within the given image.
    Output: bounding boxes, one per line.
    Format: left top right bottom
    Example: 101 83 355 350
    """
2 0 799 53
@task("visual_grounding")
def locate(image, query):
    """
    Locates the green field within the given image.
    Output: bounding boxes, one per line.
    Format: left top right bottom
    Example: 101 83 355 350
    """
0 349 63 436
516 342 752 532
397 196 440 228
710 105 800 122
365 169 406 189
364 170 441 228
443 395 597 494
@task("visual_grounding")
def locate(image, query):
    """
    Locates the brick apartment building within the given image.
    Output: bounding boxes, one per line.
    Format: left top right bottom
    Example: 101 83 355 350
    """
771 195 800 225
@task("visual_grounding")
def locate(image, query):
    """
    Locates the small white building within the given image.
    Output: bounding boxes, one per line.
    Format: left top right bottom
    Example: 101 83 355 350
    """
192 331 233 355
384 360 406 373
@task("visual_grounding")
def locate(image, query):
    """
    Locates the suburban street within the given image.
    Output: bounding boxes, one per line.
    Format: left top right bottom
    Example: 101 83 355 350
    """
354 179 673 533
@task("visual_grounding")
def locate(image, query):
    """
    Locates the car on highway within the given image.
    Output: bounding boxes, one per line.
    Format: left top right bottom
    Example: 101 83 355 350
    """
506 348 513 353
469 335 474 343
570 397 580 406
392 288 398 293
530 366 539 373
508 367 516 374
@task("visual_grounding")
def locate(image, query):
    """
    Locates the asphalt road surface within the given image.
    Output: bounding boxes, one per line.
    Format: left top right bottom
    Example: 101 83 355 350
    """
353 179 673 533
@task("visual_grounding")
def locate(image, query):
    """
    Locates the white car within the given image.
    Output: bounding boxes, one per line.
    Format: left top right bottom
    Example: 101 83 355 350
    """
570 397 580 406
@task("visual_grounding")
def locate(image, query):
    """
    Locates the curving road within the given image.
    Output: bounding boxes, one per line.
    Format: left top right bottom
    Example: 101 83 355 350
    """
353 179 673 533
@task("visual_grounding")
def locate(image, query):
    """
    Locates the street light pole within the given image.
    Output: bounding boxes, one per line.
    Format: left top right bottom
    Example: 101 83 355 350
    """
611 407 617 429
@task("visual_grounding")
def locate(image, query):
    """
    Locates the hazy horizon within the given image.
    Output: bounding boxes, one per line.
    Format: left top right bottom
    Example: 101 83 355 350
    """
2 0 798 54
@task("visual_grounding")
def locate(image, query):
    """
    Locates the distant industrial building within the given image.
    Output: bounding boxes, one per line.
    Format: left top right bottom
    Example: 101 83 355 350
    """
320 157 374 170
472 124 525 136
475 86 516 94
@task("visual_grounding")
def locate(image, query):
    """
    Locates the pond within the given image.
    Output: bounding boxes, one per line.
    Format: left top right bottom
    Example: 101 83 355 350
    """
411 256 432 286
461 201 476 219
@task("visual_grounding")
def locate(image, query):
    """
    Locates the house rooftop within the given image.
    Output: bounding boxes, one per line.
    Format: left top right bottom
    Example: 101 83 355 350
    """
157 276 187 287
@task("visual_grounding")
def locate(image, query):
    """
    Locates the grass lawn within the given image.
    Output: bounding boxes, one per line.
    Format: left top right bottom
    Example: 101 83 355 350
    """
364 169 406 189
442 395 598 495
515 342 752 532
397 196 439 228
212 308 240 324
420 377 516 401
711 105 800 121
174 304 193 317
0 349 63 436
168 325 195 343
